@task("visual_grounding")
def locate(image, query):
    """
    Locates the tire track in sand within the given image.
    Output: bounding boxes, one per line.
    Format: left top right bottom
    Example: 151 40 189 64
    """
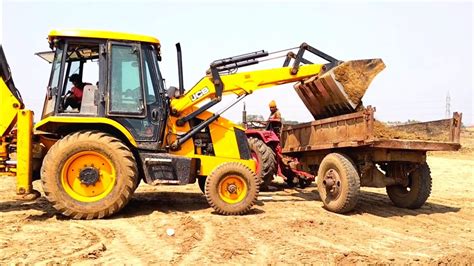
91 217 176 264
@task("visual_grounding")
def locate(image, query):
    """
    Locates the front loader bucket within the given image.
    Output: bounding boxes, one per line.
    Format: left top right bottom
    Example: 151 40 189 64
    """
294 59 385 119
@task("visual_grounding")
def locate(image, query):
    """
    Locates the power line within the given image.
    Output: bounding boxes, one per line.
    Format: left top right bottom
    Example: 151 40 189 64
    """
445 91 451 118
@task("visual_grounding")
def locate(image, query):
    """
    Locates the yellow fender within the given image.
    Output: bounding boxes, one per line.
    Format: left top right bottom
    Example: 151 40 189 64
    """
34 116 138 147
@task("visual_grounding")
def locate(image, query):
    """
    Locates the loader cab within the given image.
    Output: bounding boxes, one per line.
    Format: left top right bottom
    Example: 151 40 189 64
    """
39 30 168 149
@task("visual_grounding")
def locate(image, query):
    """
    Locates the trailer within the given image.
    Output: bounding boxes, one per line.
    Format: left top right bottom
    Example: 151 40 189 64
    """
280 106 462 213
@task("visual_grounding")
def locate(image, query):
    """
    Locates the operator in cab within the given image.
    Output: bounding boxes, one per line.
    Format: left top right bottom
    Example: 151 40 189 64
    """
267 100 282 135
63 74 89 110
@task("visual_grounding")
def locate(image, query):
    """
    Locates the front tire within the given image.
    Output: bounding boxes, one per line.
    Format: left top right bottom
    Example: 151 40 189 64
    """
317 153 360 213
41 130 138 219
386 163 432 209
205 162 259 215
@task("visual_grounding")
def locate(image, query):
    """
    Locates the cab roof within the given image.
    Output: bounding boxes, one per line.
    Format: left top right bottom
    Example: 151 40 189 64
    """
48 29 160 44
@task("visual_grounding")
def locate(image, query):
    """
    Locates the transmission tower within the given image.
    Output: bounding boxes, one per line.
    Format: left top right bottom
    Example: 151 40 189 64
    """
445 91 451 118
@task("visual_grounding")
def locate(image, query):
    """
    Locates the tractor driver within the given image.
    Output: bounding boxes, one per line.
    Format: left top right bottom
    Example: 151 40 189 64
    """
268 100 281 122
267 100 282 135
63 74 89 110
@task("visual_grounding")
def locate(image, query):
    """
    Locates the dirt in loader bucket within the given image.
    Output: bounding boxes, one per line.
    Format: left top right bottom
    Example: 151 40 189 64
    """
333 59 385 106
294 59 385 119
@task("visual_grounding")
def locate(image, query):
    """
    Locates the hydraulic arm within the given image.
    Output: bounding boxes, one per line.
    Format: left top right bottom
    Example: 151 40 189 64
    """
169 43 385 149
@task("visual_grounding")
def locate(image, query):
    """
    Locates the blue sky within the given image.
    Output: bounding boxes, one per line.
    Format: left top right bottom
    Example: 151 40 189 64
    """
1 0 473 125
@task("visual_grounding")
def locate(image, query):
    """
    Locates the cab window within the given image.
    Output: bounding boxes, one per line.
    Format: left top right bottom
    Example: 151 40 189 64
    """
109 44 144 115
58 43 99 113
42 46 64 117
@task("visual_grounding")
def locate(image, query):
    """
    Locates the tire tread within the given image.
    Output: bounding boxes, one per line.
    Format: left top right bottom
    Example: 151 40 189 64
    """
41 130 137 220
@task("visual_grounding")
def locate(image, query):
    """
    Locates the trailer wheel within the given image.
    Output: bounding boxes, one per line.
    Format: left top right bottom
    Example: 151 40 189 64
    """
386 163 432 209
205 162 259 215
41 130 138 219
317 153 360 213
248 137 277 190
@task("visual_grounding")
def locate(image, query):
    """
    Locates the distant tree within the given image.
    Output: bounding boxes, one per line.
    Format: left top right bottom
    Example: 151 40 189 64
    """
407 119 421 124
246 114 265 121
282 118 300 125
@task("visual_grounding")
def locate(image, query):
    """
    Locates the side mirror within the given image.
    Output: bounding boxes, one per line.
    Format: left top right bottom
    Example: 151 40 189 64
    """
167 86 180 99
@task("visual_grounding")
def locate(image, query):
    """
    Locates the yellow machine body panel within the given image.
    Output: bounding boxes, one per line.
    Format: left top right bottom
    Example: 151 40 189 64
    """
48 29 160 45
34 116 138 147
195 154 255 177
167 110 255 175
0 78 22 137
16 110 33 194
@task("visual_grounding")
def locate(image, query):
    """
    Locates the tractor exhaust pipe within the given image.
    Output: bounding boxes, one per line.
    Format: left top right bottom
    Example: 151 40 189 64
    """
176 43 185 95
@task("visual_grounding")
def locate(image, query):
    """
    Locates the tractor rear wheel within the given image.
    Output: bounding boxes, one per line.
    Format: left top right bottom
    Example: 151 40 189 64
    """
317 153 360 213
205 162 259 215
41 130 138 219
248 137 276 190
386 163 432 209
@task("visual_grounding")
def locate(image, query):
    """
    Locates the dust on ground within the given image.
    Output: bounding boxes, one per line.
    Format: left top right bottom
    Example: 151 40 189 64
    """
0 132 473 264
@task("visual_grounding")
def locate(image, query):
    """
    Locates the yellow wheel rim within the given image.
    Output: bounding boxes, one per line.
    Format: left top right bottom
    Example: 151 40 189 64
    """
61 151 116 202
218 175 248 204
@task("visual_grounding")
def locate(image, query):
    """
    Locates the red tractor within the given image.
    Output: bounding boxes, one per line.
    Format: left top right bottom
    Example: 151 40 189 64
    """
245 120 314 190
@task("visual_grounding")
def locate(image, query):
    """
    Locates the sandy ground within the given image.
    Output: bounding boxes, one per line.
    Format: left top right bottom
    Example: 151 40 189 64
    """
1 134 473 264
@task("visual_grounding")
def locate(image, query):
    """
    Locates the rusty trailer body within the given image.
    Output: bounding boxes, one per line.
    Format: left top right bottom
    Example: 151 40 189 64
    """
280 106 462 213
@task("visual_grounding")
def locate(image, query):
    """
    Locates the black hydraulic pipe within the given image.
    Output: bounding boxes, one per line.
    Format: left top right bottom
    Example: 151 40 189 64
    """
283 52 294 67
176 113 220 147
216 59 260 72
305 44 338 63
211 50 268 68
176 98 220 126
176 43 185 95
175 94 247 148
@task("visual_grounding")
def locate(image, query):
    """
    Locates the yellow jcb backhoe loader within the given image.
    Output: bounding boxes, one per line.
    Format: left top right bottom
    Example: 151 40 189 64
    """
0 29 383 219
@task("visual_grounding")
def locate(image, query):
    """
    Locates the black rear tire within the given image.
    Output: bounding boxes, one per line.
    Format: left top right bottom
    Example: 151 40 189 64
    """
317 153 360 213
386 163 432 209
248 137 277 190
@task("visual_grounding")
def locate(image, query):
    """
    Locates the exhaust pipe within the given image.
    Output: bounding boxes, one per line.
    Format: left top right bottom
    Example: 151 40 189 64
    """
176 43 185 95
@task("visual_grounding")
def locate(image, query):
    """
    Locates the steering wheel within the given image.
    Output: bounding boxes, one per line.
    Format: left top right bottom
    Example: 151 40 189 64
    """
61 91 72 110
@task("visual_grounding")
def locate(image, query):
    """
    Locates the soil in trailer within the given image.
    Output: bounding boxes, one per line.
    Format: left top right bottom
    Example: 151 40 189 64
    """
373 120 451 141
